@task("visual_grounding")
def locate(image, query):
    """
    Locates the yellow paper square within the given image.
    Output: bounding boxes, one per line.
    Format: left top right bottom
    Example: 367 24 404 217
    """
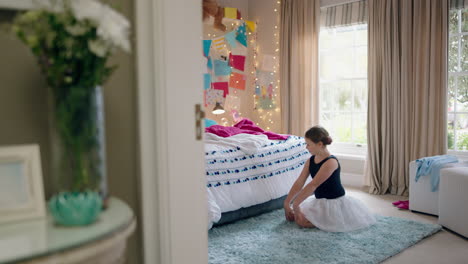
246 20 256 32
224 7 237 19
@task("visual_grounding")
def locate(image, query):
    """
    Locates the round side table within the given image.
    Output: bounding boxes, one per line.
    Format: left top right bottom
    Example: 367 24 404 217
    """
0 198 135 264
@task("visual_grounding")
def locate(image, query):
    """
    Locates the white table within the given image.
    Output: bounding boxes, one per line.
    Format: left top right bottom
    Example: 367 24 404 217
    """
0 198 135 264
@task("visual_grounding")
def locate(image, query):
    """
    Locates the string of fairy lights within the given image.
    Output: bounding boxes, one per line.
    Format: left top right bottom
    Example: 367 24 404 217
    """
254 0 281 131
204 1 281 131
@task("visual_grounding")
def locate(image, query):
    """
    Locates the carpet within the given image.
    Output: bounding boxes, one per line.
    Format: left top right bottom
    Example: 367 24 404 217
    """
209 209 441 264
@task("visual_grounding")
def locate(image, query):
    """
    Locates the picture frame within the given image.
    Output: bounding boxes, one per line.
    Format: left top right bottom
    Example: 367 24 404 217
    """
0 144 46 224
0 0 34 10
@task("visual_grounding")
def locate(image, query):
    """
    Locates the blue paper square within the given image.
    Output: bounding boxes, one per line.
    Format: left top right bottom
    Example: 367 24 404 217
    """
214 60 232 76
204 73 211 90
236 23 247 47
203 40 212 57
224 31 237 48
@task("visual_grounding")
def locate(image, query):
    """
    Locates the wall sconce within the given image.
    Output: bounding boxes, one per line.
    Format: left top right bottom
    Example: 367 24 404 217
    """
212 102 225 115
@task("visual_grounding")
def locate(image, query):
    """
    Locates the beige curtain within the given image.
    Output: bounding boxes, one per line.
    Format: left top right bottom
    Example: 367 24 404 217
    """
366 0 448 195
280 0 320 136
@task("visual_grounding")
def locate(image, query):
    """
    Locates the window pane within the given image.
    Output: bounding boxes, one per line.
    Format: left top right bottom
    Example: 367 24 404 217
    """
449 76 455 112
353 114 367 144
449 36 459 72
356 47 367 77
450 10 459 34
334 113 352 143
320 82 338 112
353 80 367 112
335 48 354 79
320 51 335 80
448 113 455 150
456 114 468 150
320 112 335 134
355 26 367 46
461 35 468 71
336 81 352 111
332 28 354 48
457 76 468 111
462 10 468 33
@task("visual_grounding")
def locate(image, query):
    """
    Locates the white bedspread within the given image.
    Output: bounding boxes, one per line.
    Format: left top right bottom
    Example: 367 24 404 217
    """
204 134 310 228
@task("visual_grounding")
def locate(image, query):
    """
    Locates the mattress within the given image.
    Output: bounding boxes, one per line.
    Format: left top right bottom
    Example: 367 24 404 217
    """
205 134 310 228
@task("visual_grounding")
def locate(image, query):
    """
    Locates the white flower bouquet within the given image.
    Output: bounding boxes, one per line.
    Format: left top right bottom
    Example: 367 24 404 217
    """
12 0 131 192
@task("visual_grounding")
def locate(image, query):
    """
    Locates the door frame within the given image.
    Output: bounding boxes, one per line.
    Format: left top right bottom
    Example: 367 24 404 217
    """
135 0 208 263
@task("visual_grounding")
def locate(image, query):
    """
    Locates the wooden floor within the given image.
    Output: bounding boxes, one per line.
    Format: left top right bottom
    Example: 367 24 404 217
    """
346 187 468 264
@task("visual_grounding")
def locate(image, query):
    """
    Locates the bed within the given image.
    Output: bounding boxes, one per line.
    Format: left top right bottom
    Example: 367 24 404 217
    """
204 123 310 228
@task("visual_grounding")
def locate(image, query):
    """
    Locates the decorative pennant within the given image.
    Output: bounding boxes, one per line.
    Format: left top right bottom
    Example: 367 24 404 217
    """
224 7 237 19
261 54 276 72
229 72 246 90
246 20 256 32
224 31 237 48
203 39 212 57
204 73 211 90
255 85 261 95
229 54 246 72
212 36 227 52
206 88 224 105
236 23 247 47
207 57 213 70
212 82 229 97
224 95 241 110
214 59 232 76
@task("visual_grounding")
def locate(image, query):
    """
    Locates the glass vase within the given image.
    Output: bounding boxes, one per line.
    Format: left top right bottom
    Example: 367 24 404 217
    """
48 86 108 210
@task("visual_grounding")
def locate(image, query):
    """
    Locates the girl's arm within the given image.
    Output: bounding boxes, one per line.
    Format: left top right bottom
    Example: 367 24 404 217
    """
284 159 310 207
292 159 338 211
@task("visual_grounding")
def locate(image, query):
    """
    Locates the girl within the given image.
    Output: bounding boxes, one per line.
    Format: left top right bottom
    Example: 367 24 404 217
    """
283 126 376 232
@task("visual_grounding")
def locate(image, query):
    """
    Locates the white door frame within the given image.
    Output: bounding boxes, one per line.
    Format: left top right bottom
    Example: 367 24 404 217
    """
135 0 208 263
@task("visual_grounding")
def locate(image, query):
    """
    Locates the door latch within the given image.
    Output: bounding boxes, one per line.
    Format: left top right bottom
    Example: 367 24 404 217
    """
195 104 205 140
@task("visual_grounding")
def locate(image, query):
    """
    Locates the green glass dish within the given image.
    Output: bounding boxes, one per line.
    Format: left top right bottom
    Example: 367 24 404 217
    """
49 191 102 226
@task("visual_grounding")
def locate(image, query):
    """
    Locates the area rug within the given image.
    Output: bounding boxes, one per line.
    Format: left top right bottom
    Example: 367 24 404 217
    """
209 209 441 264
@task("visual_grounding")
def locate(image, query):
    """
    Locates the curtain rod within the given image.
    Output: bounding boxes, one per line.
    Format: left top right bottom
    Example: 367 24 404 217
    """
320 0 363 9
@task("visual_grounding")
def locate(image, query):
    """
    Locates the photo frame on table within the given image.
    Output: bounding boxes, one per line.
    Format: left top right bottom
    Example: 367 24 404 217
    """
0 144 46 224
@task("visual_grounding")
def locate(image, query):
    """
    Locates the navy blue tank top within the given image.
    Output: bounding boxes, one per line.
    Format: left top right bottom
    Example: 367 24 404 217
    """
309 155 345 199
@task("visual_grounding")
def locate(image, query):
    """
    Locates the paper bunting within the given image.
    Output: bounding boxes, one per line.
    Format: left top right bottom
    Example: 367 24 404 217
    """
229 72 246 90
214 59 232 76
224 7 237 19
204 73 211 90
207 57 213 70
206 88 224 105
236 23 247 47
246 20 256 32
229 54 246 72
212 82 229 97
261 54 276 72
224 31 237 48
224 95 241 110
212 36 227 52
203 40 212 57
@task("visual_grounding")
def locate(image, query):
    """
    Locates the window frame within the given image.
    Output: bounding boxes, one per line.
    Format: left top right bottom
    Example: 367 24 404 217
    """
448 8 468 153
318 24 368 156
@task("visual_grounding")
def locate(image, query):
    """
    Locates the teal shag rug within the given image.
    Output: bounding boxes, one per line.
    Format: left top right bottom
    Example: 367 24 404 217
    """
209 209 441 264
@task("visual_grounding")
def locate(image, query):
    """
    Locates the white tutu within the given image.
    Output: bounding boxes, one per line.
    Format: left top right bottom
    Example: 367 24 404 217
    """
299 195 376 232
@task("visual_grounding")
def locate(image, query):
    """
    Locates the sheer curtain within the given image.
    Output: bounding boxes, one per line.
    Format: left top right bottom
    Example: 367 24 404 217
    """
279 0 320 136
366 0 448 195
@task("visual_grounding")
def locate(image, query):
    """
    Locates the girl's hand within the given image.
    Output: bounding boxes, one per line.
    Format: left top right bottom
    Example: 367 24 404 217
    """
284 204 295 222
295 209 308 227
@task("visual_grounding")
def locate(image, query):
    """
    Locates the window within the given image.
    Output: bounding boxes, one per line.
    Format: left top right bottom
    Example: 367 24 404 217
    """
319 24 368 155
448 9 468 152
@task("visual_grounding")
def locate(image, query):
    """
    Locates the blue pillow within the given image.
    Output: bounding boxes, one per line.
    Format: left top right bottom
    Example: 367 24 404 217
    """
205 118 217 128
